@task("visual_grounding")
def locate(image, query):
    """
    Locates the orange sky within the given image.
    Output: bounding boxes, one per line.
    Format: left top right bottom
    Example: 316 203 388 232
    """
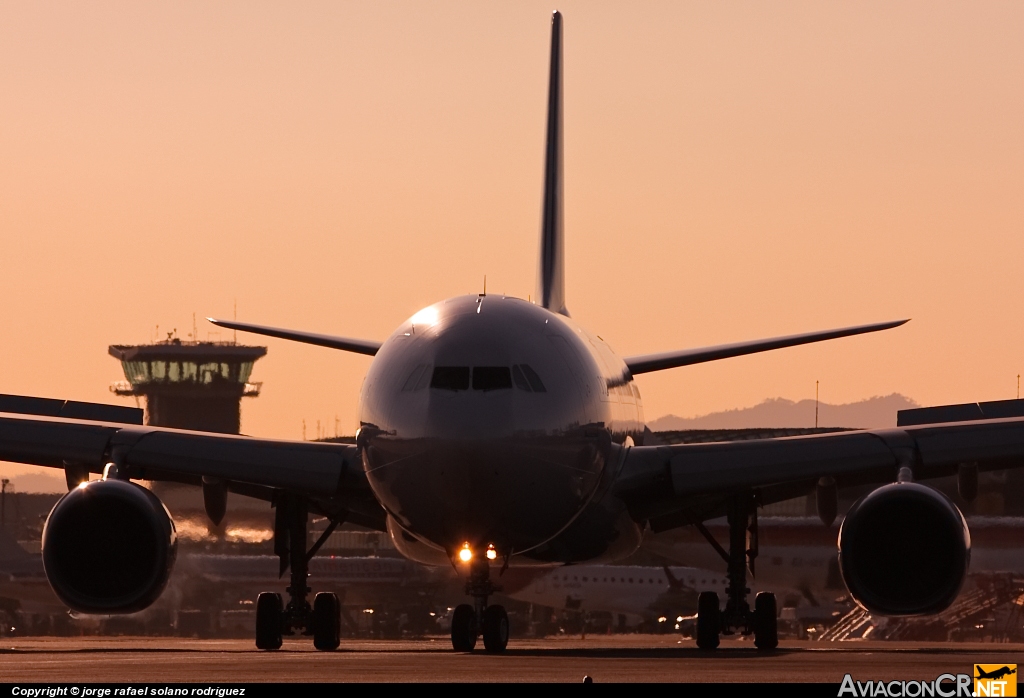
1 2 1023 485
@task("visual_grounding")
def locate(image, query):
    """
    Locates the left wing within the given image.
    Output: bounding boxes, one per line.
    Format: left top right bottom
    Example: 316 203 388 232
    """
624 319 908 375
207 318 382 356
0 410 385 529
617 416 1024 530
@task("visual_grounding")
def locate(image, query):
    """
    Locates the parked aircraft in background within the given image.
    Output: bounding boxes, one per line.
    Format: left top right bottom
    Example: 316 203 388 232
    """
0 531 55 614
504 563 728 626
1 11 1023 656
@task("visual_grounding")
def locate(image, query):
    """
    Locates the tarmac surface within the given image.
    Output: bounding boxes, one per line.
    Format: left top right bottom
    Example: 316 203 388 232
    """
0 636 1020 683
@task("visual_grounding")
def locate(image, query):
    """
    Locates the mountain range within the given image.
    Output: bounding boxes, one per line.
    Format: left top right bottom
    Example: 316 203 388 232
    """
648 394 919 431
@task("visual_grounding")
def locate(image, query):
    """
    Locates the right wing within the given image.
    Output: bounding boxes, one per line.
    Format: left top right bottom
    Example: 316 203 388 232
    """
617 416 1024 530
623 319 908 375
207 318 382 356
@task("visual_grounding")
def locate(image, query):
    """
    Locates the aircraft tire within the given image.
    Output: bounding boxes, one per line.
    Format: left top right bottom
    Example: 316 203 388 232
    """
482 605 509 653
312 592 341 651
255 592 283 650
451 604 477 651
696 591 720 650
753 592 778 650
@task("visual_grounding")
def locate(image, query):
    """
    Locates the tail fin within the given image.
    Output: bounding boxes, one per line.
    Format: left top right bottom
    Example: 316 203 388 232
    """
538 11 569 316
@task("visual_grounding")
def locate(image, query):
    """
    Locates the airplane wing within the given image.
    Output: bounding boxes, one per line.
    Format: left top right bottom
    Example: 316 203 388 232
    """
206 318 382 356
616 416 1024 530
623 319 908 375
0 410 386 530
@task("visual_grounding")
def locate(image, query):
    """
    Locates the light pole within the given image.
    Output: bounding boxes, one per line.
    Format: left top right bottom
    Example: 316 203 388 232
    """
815 381 819 429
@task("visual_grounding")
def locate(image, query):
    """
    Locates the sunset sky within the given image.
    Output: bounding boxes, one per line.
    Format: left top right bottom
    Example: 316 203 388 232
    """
2 2 1023 486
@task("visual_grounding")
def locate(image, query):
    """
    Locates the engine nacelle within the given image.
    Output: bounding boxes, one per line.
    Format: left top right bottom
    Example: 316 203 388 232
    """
839 482 969 616
42 479 177 614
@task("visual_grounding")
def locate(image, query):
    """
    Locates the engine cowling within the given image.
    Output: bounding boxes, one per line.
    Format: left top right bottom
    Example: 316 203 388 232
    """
42 479 177 614
839 482 969 616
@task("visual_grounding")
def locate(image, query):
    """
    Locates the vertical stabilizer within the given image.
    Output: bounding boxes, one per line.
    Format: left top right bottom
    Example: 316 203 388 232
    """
538 11 569 316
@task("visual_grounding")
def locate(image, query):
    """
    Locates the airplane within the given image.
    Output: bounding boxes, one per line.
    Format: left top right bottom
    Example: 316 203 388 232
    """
502 563 732 628
976 667 1017 681
0 10 1023 655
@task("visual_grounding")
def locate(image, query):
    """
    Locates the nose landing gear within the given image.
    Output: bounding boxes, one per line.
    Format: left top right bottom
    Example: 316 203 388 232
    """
694 493 778 650
254 494 343 651
451 557 509 653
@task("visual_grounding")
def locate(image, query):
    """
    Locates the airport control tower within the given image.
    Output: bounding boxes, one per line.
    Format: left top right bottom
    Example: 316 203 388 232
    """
109 338 267 434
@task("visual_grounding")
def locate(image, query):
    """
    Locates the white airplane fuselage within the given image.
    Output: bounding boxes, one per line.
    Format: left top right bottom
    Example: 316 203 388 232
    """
505 564 726 622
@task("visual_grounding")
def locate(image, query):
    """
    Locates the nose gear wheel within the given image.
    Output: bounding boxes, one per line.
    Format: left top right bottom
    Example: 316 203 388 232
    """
452 557 509 653
451 604 478 651
482 605 510 653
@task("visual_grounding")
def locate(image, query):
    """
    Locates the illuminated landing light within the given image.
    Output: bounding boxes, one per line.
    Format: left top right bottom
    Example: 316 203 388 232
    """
486 544 497 561
459 543 473 563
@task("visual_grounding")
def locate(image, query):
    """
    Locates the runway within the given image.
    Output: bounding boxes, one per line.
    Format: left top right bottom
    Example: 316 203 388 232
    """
0 636 1019 683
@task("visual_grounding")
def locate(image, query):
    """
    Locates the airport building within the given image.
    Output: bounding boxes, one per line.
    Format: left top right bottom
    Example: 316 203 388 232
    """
109 338 267 434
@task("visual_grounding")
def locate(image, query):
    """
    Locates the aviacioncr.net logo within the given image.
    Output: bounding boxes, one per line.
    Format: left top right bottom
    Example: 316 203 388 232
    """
838 673 973 697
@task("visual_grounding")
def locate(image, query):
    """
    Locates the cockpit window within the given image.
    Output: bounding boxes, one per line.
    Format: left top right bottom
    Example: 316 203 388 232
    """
472 367 512 391
401 364 432 392
511 365 531 391
430 366 470 391
518 364 547 393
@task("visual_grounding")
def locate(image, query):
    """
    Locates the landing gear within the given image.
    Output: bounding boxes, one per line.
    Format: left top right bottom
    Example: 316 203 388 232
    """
451 604 477 651
753 591 778 650
255 592 283 650
451 557 509 653
694 493 778 650
482 605 509 653
255 494 344 651
695 591 720 650
312 592 342 651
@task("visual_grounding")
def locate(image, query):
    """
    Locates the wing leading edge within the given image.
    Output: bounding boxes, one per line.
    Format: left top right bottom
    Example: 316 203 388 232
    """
206 318 381 356
624 319 908 375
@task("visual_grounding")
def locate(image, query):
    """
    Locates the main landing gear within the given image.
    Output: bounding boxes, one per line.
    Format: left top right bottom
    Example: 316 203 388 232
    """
694 493 778 650
451 557 509 653
255 494 342 651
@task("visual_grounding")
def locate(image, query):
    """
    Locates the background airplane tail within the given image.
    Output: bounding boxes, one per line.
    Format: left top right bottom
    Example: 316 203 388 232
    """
538 11 569 317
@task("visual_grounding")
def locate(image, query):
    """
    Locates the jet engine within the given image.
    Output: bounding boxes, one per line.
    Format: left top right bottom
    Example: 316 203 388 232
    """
838 482 969 616
42 479 177 614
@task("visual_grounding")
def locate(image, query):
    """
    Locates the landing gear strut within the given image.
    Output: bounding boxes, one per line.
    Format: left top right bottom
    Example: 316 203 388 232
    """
255 494 342 651
694 492 777 650
451 557 509 653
